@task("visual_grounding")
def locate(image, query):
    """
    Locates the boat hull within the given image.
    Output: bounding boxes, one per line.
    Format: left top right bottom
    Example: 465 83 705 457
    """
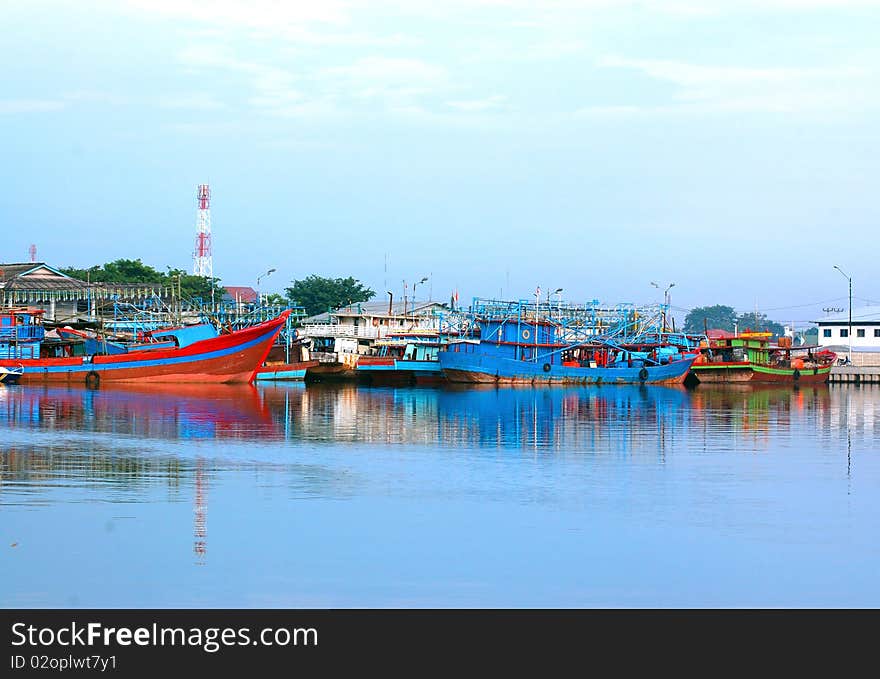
0 312 289 385
690 362 753 383
439 349 696 385
0 370 22 385
749 364 831 384
691 362 831 384
255 360 319 381
356 358 444 385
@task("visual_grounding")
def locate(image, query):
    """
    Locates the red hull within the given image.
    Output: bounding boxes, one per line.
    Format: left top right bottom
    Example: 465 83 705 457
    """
749 368 832 384
1 311 289 385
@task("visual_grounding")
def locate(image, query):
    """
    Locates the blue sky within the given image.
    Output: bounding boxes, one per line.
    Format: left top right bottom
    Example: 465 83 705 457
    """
2 0 879 326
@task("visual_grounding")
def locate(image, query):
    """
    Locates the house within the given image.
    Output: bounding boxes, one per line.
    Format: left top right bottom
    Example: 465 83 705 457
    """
299 300 449 357
222 286 258 310
815 306 880 366
223 286 258 305
0 262 165 323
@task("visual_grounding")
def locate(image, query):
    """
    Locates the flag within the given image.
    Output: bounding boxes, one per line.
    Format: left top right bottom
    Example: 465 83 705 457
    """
535 286 540 298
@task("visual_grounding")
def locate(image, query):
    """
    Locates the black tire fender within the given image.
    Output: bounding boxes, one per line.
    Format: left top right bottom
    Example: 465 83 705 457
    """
85 370 100 388
542 363 551 373
638 367 649 381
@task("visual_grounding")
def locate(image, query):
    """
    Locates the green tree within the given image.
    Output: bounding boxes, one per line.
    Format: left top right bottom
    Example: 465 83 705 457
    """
285 275 375 316
736 312 785 337
61 258 163 283
164 268 223 303
683 305 737 333
61 259 223 305
263 293 287 307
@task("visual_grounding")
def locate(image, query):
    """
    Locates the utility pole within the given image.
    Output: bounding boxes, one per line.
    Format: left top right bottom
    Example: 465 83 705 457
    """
834 265 853 365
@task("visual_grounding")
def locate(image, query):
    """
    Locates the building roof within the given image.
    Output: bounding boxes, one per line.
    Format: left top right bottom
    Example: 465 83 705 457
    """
301 300 448 324
815 306 880 324
223 286 258 303
0 262 90 291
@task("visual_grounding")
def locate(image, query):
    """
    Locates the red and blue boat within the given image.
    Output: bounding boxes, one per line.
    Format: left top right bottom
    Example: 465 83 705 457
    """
0 307 290 385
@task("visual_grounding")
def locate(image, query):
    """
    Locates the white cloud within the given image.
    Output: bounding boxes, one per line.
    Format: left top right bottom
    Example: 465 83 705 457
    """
597 56 880 114
123 0 419 48
0 99 66 114
158 94 227 110
178 44 306 112
323 57 448 85
447 95 507 112
123 0 348 30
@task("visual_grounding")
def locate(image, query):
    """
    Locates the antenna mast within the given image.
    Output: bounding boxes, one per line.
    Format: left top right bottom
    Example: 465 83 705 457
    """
193 184 213 278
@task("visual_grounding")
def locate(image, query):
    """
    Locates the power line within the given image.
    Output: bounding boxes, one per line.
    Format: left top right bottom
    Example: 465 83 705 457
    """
673 296 849 314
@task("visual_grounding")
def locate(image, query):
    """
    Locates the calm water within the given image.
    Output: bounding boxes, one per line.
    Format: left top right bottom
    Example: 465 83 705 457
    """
0 381 877 607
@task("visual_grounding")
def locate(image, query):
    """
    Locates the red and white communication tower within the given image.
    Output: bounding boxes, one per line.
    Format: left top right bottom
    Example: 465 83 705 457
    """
29 244 37 262
192 184 213 277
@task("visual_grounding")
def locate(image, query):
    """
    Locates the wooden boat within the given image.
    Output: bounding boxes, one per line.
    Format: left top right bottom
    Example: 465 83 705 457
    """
439 317 697 385
0 365 23 385
691 330 835 384
254 331 319 381
0 307 290 385
255 360 319 381
356 332 445 385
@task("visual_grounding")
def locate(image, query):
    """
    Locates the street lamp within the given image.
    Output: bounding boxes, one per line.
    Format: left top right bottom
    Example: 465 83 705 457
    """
551 288 563 319
833 265 852 365
256 268 276 308
651 281 675 331
412 276 428 300
411 276 428 321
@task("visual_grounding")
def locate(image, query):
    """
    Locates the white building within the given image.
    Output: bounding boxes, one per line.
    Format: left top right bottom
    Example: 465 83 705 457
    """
815 306 880 366
299 300 450 366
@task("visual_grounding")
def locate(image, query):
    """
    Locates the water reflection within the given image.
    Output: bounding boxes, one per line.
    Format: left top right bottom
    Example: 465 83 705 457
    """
1 382 870 454
2 382 878 606
0 383 276 441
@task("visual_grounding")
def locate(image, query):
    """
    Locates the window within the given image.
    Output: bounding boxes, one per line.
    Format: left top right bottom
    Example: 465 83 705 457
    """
857 329 865 338
840 329 849 338
875 329 880 338
823 329 832 338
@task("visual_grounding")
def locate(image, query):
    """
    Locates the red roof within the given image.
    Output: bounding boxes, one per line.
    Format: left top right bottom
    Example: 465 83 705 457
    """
224 286 257 303
706 328 735 339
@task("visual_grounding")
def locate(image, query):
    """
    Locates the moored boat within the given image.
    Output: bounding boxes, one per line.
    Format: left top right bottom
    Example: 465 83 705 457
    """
691 330 835 384
439 313 697 385
0 306 290 385
255 360 319 381
0 365 23 385
356 332 444 385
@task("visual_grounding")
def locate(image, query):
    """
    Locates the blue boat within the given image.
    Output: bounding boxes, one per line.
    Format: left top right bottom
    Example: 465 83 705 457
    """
0 366 22 385
438 301 697 385
356 332 445 384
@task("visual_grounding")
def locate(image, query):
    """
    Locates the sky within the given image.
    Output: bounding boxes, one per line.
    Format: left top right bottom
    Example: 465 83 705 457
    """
2 0 879 327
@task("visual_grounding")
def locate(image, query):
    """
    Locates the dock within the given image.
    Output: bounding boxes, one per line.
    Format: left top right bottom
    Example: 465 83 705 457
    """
829 367 880 384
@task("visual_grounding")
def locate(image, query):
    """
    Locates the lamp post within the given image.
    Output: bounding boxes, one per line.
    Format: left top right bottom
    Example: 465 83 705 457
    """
833 265 852 365
552 288 563 319
412 276 428 302
651 281 675 331
412 276 428 322
256 268 276 310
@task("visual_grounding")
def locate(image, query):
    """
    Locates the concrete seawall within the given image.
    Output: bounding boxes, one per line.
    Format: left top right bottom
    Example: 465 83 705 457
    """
829 367 880 383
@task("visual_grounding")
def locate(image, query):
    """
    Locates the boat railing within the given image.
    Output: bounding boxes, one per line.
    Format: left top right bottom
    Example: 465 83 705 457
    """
0 325 45 341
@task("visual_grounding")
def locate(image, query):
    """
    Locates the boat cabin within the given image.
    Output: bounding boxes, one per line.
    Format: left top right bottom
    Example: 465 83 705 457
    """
0 308 45 359
374 333 442 362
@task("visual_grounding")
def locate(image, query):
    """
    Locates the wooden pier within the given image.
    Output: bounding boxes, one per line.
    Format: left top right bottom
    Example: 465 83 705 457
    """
829 367 880 384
